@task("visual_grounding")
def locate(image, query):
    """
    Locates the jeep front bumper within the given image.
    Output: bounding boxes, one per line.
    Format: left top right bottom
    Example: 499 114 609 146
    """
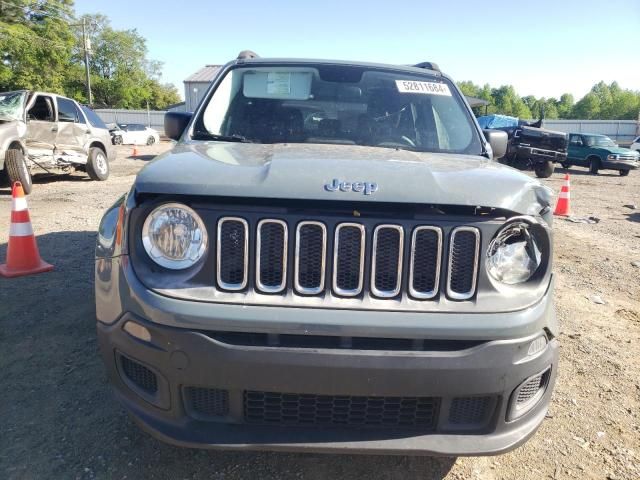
96 257 558 456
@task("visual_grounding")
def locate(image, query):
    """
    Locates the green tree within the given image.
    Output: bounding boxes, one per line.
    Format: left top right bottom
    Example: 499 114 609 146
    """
557 93 574 119
71 14 180 109
0 0 75 93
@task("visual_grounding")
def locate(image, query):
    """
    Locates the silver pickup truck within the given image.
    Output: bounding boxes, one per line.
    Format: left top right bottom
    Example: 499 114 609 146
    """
0 90 115 194
95 53 558 456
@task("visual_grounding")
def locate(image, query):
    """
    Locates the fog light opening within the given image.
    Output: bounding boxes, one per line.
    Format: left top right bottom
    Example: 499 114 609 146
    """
508 366 551 421
124 321 151 342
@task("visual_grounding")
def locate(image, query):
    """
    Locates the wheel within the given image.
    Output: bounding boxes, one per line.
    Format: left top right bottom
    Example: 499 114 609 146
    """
534 160 554 178
5 148 33 194
589 157 601 175
113 135 123 145
86 147 109 181
146 136 156 146
619 169 629 177
561 162 569 169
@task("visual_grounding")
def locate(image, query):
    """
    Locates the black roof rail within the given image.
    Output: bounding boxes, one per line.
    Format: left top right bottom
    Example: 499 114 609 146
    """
237 50 260 60
412 61 441 73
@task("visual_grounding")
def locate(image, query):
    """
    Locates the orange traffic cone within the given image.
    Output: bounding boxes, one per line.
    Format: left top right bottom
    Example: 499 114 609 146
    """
0 182 53 278
132 145 138 157
553 174 571 216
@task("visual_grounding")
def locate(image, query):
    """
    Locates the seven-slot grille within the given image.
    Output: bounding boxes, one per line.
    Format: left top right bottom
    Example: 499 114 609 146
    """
215 217 480 300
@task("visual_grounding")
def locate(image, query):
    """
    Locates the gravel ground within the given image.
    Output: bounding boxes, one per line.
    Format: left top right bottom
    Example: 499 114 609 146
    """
1 144 639 479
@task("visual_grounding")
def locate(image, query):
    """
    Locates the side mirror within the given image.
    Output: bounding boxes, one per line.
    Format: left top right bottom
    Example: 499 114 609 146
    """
483 129 508 160
164 112 192 141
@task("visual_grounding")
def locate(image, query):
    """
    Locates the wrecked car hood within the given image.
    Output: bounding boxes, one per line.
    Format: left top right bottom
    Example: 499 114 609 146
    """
135 142 553 215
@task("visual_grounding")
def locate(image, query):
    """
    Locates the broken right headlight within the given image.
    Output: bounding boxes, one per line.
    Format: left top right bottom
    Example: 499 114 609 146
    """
486 219 542 285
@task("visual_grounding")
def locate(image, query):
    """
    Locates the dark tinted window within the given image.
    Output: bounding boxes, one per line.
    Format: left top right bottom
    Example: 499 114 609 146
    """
81 106 107 129
57 97 78 122
131 124 145 131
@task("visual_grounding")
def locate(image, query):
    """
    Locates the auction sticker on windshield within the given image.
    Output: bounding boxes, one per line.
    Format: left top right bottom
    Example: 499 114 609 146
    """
395 80 451 96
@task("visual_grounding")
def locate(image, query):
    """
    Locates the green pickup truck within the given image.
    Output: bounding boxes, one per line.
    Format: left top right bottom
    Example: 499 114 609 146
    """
563 133 639 176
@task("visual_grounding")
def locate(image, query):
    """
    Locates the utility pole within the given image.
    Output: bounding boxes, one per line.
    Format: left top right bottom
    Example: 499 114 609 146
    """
81 18 92 105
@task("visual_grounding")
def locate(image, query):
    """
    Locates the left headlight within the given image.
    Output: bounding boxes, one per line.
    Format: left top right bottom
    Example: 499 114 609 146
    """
142 203 208 270
486 220 542 285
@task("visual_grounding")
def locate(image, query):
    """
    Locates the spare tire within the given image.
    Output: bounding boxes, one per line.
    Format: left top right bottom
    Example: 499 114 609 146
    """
5 148 33 194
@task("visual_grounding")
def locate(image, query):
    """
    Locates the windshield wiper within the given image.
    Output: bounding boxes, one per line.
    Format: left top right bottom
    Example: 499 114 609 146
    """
192 132 256 143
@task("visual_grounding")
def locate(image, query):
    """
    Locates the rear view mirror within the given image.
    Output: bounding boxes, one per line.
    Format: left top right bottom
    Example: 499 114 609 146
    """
483 129 508 160
164 112 192 141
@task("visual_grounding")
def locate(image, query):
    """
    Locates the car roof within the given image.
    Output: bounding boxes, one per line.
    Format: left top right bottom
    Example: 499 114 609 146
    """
233 57 445 77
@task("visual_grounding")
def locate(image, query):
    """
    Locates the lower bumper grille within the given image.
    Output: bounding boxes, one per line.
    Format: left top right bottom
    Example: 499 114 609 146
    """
184 387 229 418
244 391 439 429
120 355 158 394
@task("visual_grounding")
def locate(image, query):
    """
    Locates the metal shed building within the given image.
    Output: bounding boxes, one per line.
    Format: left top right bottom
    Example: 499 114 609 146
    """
183 65 221 111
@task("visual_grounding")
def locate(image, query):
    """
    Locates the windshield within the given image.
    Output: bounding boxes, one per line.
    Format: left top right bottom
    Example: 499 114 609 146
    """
194 65 482 155
586 135 616 147
0 91 26 121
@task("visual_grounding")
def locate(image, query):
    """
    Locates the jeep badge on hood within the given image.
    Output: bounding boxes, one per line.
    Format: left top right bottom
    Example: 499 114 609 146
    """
324 178 378 195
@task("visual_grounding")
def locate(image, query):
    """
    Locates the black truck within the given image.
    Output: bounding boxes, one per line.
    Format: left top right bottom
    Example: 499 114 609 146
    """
478 115 568 178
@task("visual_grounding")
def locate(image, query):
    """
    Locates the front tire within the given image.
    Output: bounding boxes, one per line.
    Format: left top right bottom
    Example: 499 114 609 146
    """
113 136 123 145
146 136 156 146
619 170 629 177
86 147 109 181
5 148 33 194
561 162 569 169
589 157 601 175
534 160 554 178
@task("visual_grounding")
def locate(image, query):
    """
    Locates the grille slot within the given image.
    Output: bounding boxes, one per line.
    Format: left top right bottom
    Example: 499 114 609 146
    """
217 217 249 290
294 221 327 294
448 396 493 427
184 387 229 418
333 223 366 296
371 225 404 298
120 355 158 394
447 227 480 300
409 227 442 299
244 391 439 429
256 219 288 293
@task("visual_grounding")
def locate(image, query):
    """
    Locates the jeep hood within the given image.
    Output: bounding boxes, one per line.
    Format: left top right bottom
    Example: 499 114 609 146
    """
135 142 553 215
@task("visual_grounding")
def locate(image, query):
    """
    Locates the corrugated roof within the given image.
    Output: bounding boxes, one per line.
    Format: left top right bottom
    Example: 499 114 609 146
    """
184 65 222 83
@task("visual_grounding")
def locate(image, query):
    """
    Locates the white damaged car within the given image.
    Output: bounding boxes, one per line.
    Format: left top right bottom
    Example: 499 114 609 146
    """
0 90 115 194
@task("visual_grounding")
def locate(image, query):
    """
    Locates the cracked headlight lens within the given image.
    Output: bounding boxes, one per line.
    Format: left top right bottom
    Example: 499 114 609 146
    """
142 203 208 270
487 220 541 284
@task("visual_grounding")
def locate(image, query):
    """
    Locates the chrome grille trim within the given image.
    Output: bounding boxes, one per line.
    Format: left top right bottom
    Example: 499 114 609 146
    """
370 224 404 298
409 226 442 299
294 221 327 295
255 219 288 293
216 217 249 291
446 226 480 301
333 223 366 297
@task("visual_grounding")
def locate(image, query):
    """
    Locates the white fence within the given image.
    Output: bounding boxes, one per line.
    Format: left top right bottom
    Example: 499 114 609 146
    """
93 109 640 144
94 109 167 134
541 120 639 145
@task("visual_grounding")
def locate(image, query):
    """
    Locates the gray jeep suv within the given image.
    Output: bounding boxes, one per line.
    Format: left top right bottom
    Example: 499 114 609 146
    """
0 90 115 194
95 53 558 456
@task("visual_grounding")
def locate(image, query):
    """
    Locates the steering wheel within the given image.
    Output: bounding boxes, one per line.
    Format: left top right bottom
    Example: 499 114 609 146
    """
377 135 416 148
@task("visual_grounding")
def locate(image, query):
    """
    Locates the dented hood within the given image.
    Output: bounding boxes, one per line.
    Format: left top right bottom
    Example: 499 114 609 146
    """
135 142 552 215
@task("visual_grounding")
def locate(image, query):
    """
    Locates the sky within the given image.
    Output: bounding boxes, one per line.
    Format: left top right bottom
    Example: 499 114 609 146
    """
75 0 640 101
